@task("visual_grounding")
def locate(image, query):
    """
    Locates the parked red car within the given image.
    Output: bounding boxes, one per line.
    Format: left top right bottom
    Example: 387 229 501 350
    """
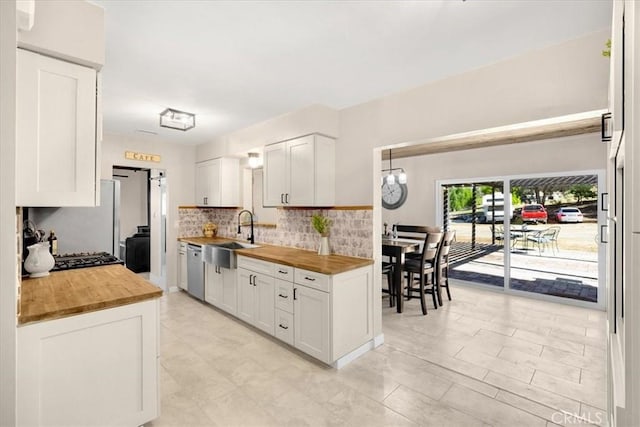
520 204 548 224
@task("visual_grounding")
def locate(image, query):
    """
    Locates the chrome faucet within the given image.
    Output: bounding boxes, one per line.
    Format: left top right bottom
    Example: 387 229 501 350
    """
237 210 255 244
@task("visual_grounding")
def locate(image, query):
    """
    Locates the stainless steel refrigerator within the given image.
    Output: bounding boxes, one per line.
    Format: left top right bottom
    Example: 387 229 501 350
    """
28 180 120 255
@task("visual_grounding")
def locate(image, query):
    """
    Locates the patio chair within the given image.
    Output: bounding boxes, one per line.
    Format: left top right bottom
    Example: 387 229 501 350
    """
547 226 561 254
402 231 443 315
526 228 557 255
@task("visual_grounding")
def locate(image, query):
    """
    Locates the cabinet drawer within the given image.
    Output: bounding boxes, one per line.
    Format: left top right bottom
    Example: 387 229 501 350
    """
237 256 275 276
275 279 294 313
294 268 330 293
274 264 293 281
274 309 294 346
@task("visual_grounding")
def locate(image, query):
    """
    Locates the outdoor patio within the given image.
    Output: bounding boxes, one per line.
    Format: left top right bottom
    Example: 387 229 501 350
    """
448 241 598 302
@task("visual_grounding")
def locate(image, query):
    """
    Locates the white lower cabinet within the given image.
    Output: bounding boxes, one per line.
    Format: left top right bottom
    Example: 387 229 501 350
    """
275 308 294 345
236 255 374 366
17 299 159 427
178 242 188 291
238 267 275 335
205 263 237 315
293 284 330 362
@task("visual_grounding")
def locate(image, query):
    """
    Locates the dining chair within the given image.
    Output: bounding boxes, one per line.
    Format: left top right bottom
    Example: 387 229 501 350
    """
402 231 443 315
381 262 395 307
396 225 441 261
436 230 455 305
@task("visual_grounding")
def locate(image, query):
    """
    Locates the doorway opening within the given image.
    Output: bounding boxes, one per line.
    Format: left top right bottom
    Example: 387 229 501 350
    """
112 166 167 289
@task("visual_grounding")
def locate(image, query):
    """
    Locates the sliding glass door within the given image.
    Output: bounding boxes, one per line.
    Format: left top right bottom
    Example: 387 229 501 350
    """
439 170 605 308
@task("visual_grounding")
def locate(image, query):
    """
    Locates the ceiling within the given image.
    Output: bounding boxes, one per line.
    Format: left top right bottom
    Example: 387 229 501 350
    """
92 0 612 146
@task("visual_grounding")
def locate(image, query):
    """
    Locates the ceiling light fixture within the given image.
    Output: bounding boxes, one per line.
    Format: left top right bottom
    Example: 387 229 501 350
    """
159 108 195 131
248 152 262 169
381 149 407 185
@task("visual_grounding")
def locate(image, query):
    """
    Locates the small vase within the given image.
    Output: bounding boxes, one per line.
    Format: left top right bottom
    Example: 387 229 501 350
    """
318 235 330 256
24 242 55 278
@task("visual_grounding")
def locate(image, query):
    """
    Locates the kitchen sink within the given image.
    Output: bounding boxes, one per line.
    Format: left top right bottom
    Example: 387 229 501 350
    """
202 241 260 269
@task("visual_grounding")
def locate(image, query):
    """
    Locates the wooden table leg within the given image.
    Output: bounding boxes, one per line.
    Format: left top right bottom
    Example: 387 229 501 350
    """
395 253 405 313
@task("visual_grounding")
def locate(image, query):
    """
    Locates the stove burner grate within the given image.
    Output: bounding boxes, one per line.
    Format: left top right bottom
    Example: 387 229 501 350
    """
52 252 124 271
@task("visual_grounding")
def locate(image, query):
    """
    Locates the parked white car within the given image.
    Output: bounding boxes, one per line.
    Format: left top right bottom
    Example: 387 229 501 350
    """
554 207 584 223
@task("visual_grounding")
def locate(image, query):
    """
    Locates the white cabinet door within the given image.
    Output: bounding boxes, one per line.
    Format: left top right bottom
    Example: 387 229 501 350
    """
254 273 275 335
263 142 287 206
195 158 239 207
195 161 210 206
275 278 294 313
16 49 97 207
294 285 330 363
204 264 223 306
17 299 159 427
237 268 255 324
220 267 237 315
237 268 274 335
218 157 240 207
287 135 315 206
178 245 188 291
262 135 335 207
208 158 222 206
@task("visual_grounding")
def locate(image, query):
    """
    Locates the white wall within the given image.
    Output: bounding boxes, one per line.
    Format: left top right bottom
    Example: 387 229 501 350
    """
0 1 17 424
113 167 148 239
17 0 104 69
197 104 339 162
337 30 610 205
381 134 608 226
101 133 195 288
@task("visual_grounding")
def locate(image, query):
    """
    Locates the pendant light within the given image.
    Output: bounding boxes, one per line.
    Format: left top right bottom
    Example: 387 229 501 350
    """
386 149 395 185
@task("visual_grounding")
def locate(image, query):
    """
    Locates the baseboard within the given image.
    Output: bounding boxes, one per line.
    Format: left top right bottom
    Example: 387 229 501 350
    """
332 338 377 369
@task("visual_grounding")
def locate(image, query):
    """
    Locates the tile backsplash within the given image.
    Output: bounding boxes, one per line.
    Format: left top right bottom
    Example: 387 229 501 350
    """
178 207 373 259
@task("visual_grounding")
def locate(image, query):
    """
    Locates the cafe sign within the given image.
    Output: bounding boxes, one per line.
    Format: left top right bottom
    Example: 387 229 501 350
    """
124 151 161 163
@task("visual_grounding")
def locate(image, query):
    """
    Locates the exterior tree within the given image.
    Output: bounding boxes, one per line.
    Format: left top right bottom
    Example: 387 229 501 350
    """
569 184 597 203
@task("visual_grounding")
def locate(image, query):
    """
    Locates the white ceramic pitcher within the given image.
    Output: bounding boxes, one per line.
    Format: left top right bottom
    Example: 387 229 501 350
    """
24 242 55 277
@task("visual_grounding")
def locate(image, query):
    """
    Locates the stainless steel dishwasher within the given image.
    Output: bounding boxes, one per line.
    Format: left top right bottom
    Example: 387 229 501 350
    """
186 244 204 300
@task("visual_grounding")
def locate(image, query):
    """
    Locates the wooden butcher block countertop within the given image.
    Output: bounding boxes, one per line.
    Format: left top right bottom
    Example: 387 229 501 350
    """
19 264 163 325
179 236 373 275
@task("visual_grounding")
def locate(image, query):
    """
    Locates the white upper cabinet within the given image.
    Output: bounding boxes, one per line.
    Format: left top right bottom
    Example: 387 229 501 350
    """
16 49 98 207
194 157 239 207
263 134 335 207
17 0 105 70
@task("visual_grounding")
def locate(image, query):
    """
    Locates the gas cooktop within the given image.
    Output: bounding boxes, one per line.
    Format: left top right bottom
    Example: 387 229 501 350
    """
52 252 124 271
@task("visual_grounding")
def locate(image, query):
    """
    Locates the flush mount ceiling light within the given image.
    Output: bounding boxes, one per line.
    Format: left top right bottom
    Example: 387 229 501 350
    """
159 108 195 131
381 149 407 185
247 152 262 169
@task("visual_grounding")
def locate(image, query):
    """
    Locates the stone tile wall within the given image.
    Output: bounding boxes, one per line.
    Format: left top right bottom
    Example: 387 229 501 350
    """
178 207 373 259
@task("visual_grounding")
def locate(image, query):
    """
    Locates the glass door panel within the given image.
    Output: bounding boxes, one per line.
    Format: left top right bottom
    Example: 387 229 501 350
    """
508 175 599 303
446 183 505 289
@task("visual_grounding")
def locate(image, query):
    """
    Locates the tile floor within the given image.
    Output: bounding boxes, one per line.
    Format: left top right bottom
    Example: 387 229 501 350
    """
149 281 607 427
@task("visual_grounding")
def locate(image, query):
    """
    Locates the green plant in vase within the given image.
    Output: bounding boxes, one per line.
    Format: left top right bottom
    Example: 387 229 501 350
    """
311 214 331 255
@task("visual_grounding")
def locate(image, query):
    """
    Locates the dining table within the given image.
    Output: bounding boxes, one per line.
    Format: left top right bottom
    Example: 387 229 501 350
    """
382 237 421 313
